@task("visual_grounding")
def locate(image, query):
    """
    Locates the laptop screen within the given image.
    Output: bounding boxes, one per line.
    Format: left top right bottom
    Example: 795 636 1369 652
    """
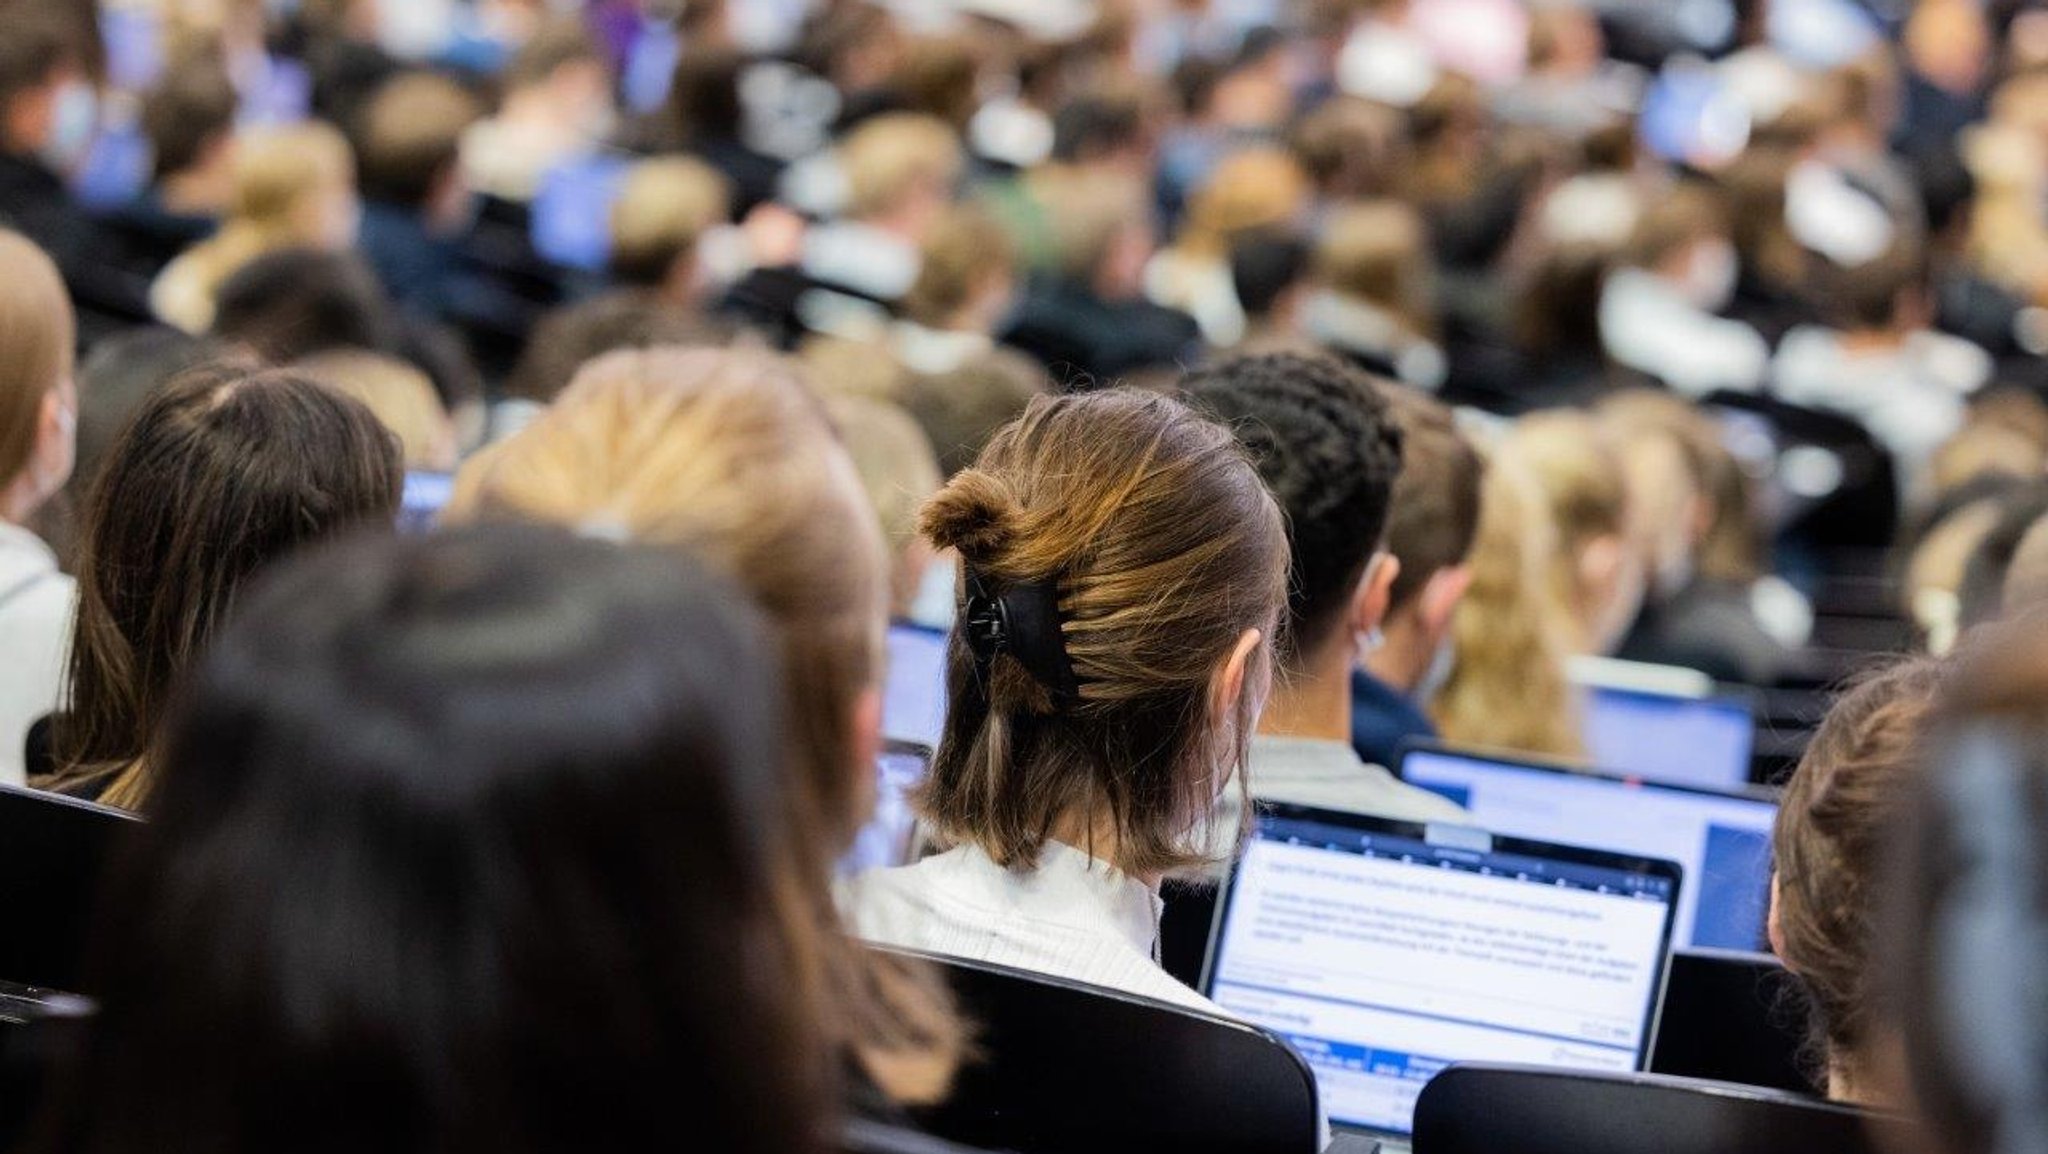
1400 744 1778 951
1582 686 1755 791
840 741 932 875
1204 807 1679 1137
883 623 948 748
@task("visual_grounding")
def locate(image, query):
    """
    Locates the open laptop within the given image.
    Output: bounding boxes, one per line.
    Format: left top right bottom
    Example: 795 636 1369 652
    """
1399 742 1779 951
1580 684 1757 791
883 622 949 748
840 740 934 875
1202 806 1681 1148
0 784 142 994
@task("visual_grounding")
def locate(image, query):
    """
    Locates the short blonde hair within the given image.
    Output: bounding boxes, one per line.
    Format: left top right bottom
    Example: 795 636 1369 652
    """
839 113 963 220
295 349 457 472
233 122 354 231
609 157 731 286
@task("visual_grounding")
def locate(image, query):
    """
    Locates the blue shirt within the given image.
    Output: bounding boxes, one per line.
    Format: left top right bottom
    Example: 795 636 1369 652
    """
1350 667 1437 770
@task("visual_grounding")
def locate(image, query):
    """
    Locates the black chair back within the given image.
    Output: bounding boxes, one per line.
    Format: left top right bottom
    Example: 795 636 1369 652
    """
0 784 141 992
1651 948 1813 1094
897 950 1321 1154
1413 1063 1903 1154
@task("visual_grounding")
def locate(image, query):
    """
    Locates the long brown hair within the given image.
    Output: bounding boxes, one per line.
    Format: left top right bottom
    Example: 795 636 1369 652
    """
447 347 965 1104
917 389 1288 877
0 230 73 488
1773 656 1947 1095
48 366 403 809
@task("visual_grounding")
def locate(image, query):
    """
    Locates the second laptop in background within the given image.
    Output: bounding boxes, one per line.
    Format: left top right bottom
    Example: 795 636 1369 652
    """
1399 742 1778 951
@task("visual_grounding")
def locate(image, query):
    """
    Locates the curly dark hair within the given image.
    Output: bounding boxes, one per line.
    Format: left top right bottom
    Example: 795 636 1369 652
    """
1178 353 1405 668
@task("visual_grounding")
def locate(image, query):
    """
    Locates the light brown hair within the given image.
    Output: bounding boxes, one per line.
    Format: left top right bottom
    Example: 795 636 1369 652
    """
355 71 484 208
447 347 963 1103
609 157 732 288
1503 410 1634 639
903 205 1015 329
916 389 1288 877
828 393 943 617
839 112 963 221
295 348 456 472
152 123 356 332
0 230 74 487
1623 181 1731 271
1774 657 1947 1091
1376 381 1482 613
1315 200 1437 337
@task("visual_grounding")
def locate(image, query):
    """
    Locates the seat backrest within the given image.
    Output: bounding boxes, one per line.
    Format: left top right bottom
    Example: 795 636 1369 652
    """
0 784 141 992
1651 948 1813 1094
894 950 1321 1154
1413 1063 1902 1154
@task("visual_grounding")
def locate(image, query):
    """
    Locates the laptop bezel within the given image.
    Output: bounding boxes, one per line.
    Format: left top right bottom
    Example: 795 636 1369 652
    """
1199 803 1685 1140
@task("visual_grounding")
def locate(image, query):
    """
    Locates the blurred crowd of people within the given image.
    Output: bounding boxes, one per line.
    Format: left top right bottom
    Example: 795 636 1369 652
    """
9 1 2048 1152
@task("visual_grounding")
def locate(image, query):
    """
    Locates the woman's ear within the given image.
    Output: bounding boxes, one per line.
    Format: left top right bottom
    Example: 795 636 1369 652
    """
1212 627 1268 724
849 685 884 822
1766 873 1791 966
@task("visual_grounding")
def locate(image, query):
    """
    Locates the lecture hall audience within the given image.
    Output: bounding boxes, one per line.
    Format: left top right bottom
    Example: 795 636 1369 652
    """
6 0 2048 1150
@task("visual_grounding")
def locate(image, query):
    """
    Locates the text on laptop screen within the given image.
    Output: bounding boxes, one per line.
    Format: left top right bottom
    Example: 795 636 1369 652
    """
1582 687 1754 790
1401 747 1777 951
1206 814 1678 1137
883 624 948 747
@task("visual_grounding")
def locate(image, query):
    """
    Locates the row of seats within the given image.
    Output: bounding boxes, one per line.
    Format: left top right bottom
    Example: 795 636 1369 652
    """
0 780 1871 1154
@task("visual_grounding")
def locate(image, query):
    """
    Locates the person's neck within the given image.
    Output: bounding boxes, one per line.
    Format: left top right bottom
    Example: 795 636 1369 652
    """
1048 808 1162 890
0 473 41 527
1837 326 1910 355
1366 613 1429 696
161 163 234 218
1257 641 1353 744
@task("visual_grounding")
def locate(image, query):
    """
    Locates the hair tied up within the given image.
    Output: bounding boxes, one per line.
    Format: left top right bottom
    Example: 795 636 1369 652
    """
920 469 1022 562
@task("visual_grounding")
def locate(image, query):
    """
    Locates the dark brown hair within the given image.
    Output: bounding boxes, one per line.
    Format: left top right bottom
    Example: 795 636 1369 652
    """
32 524 827 1154
141 49 239 181
48 367 403 808
917 389 1288 876
1773 656 1947 1088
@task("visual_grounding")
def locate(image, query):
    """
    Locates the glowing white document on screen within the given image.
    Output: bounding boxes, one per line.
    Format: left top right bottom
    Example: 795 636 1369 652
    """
1210 840 1668 1133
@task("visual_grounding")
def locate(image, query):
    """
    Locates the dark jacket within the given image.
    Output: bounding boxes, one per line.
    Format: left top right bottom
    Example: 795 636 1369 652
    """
1351 668 1438 772
1001 278 1201 387
0 151 151 326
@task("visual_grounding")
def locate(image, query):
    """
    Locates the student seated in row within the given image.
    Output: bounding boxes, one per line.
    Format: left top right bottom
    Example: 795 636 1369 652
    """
0 231 77 786
1350 382 1482 769
842 388 1287 1011
34 525 835 1154
450 347 964 1107
1179 353 1466 828
1770 656 1947 1108
40 366 402 808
